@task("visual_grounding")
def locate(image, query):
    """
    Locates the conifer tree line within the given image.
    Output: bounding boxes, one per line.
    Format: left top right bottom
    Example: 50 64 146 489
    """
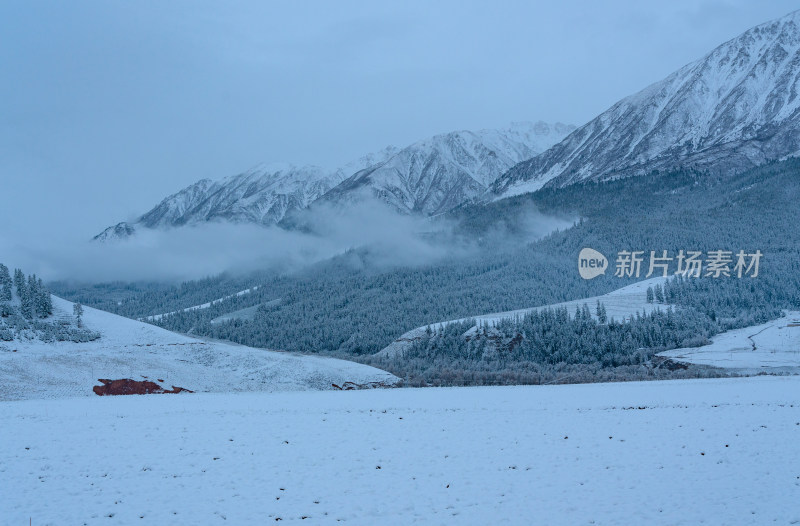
0 263 53 319
361 271 784 386
0 262 99 342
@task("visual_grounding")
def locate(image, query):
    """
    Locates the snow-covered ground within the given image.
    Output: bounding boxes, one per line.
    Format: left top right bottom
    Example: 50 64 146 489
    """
2 376 798 524
658 311 800 373
377 276 669 357
0 296 397 401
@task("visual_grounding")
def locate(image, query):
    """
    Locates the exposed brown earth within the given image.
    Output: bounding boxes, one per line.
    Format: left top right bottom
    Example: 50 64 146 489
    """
93 378 193 396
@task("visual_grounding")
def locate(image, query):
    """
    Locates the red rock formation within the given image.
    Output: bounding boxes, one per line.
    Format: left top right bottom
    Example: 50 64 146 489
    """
93 378 193 396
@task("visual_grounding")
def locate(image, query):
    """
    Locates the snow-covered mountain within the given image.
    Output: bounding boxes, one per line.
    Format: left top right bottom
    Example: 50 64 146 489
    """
94 152 396 241
92 221 136 242
320 121 574 215
492 10 800 197
94 122 571 240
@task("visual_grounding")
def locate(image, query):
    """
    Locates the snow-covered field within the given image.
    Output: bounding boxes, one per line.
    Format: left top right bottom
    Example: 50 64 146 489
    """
0 296 397 401
378 276 669 357
659 311 800 372
2 376 799 524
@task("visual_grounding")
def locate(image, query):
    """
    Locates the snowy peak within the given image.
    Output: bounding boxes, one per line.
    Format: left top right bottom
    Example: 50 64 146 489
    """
138 164 333 230
493 10 800 197
323 121 574 215
93 222 136 242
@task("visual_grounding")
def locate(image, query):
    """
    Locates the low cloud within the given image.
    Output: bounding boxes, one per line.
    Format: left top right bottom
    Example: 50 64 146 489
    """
0 195 573 283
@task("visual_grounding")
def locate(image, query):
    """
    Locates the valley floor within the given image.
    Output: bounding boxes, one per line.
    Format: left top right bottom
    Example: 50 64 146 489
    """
2 376 799 524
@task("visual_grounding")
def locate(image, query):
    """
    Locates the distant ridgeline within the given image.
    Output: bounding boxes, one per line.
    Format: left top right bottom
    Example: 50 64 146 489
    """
52 159 800 385
0 263 99 343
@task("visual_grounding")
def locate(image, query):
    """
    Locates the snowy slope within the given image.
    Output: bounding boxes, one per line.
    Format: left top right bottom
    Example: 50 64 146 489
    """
658 311 800 372
377 276 670 358
0 295 398 401
322 121 575 215
2 376 799 524
493 10 800 198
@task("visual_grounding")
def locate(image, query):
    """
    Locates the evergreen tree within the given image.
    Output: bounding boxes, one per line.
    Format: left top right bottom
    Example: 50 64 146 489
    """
73 303 84 326
18 271 33 319
596 300 608 324
13 268 25 298
35 278 52 318
0 264 11 301
654 284 664 303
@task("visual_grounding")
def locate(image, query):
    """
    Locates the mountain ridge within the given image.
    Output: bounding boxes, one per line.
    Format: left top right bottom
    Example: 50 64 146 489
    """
491 9 800 197
93 121 573 241
319 121 575 215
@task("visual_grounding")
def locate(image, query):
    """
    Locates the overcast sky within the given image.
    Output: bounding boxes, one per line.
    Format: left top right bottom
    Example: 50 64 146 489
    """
1 0 797 248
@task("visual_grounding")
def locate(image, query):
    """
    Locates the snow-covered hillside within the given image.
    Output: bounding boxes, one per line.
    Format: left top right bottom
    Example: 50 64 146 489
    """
3 376 798 524
322 121 574 215
493 10 800 198
659 311 800 372
377 277 669 358
94 122 572 240
0 295 398 401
